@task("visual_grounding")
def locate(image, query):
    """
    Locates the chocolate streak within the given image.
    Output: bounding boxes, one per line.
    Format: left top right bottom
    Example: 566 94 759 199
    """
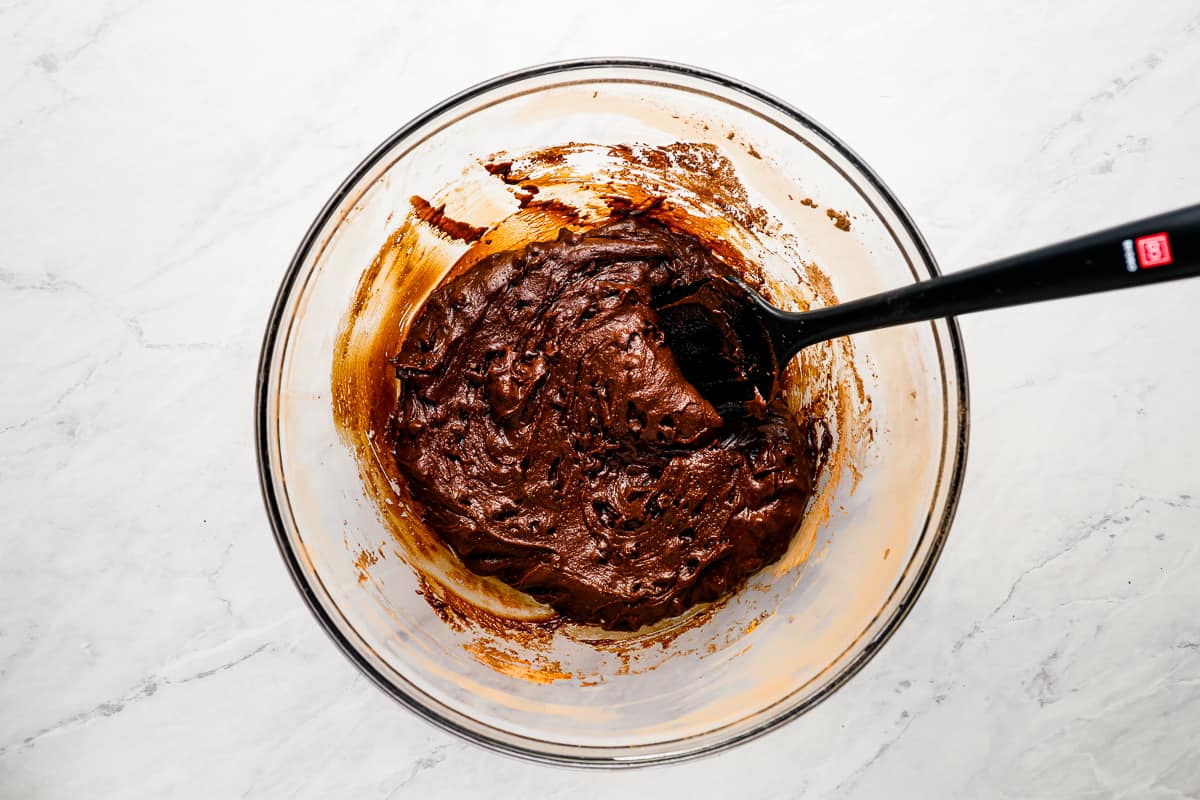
409 195 488 242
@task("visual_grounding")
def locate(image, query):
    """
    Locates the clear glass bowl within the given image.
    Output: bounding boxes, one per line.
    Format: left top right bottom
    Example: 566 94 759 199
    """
256 59 969 767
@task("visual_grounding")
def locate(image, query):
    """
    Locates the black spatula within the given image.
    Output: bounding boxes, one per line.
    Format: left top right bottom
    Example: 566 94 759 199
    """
658 205 1200 418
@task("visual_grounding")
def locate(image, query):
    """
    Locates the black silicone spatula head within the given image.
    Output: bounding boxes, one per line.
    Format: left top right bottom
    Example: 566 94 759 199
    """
655 276 786 419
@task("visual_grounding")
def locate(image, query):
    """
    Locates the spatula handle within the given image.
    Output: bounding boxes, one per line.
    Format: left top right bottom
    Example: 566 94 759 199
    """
783 204 1200 354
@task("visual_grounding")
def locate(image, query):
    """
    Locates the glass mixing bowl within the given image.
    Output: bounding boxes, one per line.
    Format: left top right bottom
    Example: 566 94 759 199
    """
256 59 968 767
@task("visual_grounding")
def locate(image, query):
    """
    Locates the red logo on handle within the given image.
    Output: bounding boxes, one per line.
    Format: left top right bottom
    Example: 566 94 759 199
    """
1135 233 1173 268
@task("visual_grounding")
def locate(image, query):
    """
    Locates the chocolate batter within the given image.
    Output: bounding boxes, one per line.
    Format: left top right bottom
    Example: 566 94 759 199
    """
389 217 818 630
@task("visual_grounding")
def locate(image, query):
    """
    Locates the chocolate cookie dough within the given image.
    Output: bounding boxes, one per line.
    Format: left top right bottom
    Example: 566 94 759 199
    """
389 217 818 630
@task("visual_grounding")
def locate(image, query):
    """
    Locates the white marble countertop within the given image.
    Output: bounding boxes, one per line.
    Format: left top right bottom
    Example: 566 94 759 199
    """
3 1 1199 797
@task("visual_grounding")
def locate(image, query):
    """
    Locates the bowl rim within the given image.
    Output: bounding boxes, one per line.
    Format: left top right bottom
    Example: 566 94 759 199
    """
255 56 970 768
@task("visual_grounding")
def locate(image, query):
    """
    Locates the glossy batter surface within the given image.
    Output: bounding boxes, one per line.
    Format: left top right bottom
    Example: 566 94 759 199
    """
389 217 818 630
